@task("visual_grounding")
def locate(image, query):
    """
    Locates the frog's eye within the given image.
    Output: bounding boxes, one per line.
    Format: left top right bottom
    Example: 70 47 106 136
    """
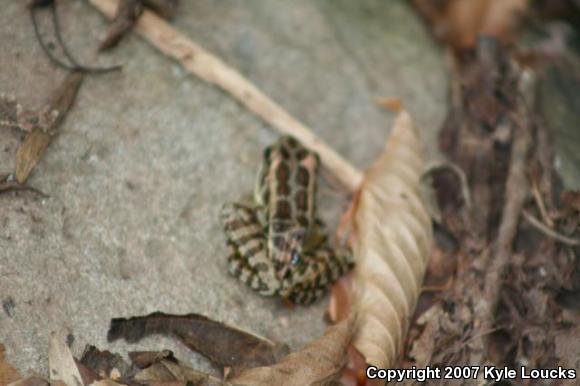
290 250 301 266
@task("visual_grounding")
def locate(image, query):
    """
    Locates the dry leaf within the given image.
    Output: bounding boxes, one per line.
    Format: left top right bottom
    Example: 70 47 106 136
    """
133 359 226 386
351 109 432 368
15 71 83 184
231 316 354 386
80 346 132 382
128 350 175 369
108 312 288 369
87 380 127 386
48 329 84 386
1 344 22 385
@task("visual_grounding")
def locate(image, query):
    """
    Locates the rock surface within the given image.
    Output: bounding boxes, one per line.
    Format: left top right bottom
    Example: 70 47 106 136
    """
0 0 447 375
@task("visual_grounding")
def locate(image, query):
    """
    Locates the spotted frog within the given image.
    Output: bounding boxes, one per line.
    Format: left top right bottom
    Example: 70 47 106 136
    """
220 136 353 304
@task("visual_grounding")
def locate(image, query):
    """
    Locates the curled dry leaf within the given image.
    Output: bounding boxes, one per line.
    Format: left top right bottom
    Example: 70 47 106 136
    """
231 316 354 386
351 109 432 368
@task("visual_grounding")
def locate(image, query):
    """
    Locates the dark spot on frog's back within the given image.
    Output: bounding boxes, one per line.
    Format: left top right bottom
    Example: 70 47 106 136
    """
286 136 298 147
295 189 308 211
275 200 292 220
295 148 309 160
277 182 290 196
295 166 310 187
278 146 290 159
276 162 290 183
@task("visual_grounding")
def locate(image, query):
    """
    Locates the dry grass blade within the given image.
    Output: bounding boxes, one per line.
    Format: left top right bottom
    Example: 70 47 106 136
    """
351 109 432 368
231 316 354 386
15 71 83 184
88 0 362 192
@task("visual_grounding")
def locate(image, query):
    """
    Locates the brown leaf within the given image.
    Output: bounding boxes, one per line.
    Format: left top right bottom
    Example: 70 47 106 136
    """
108 312 288 369
99 0 144 51
80 346 132 382
15 130 52 184
133 359 227 386
351 109 432 368
1 344 22 385
128 350 175 369
231 316 354 386
15 71 83 184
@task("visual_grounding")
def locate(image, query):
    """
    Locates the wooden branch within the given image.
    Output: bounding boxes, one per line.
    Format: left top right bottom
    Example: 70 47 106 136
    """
88 0 363 192
478 70 535 353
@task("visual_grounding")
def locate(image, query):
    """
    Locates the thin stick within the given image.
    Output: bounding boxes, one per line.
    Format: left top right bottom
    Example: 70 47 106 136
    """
478 71 534 353
522 210 580 247
88 0 363 192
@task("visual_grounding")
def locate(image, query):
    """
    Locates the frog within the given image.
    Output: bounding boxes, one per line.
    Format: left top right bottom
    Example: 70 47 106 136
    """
220 135 353 304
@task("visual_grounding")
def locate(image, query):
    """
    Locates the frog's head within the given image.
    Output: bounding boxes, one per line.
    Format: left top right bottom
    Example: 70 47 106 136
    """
273 227 306 280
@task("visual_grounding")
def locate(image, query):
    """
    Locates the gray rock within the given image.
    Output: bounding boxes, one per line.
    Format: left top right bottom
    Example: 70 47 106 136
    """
0 0 446 376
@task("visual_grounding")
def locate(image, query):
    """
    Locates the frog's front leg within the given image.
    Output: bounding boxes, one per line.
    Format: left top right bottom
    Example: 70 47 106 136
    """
220 203 280 296
280 245 354 304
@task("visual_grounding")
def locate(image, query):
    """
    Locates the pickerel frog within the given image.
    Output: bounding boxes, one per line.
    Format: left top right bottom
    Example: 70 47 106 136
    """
220 136 353 304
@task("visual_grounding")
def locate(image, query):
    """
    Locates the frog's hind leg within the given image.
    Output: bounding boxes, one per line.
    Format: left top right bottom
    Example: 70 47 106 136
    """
281 246 354 305
226 241 275 295
220 203 280 296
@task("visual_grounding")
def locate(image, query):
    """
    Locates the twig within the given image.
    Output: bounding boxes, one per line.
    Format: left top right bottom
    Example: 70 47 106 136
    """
478 70 534 351
530 177 554 227
99 0 144 51
0 174 48 197
88 0 363 192
522 210 580 246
